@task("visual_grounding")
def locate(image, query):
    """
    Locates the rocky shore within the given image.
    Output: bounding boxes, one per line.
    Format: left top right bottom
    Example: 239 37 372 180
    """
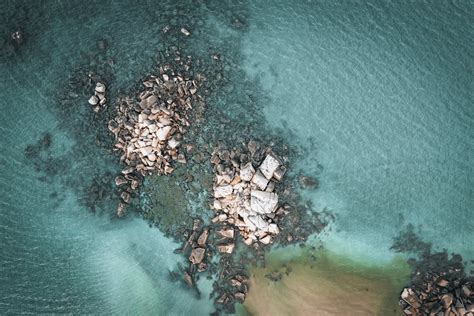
400 274 473 315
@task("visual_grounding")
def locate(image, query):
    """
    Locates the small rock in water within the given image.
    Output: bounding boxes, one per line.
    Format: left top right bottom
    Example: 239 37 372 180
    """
299 175 319 188
11 30 23 44
95 82 106 93
116 203 126 217
180 27 191 36
88 95 99 105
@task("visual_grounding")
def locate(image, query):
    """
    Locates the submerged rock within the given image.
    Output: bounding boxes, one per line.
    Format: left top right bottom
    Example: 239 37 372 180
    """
218 243 235 254
217 228 234 239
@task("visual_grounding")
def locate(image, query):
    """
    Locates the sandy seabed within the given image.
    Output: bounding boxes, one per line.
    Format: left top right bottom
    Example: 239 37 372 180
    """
242 250 409 316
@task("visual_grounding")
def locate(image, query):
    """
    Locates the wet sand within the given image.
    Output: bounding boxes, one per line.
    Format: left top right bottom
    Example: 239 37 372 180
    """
242 249 410 316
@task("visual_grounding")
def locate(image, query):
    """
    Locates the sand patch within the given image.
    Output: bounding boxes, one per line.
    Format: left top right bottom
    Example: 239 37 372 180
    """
242 250 409 316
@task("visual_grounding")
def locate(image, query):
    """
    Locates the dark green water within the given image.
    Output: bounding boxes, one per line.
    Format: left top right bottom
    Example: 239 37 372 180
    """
1 0 472 314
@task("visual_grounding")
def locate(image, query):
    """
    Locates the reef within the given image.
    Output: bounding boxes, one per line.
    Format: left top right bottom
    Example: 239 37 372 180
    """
394 225 474 315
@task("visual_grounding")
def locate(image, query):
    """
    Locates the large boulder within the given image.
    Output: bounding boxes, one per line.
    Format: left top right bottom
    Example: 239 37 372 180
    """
250 190 278 214
251 170 269 190
259 153 281 179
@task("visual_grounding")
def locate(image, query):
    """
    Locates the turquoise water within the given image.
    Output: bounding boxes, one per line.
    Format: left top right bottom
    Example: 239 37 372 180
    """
242 0 473 263
1 0 472 314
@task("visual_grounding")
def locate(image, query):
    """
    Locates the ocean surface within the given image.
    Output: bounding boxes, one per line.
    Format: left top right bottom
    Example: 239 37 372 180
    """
1 0 472 314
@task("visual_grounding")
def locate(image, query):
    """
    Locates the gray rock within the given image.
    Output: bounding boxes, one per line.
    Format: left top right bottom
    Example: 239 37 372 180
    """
251 170 269 190
214 185 233 198
189 247 205 264
239 162 255 182
250 190 278 214
95 82 106 93
217 243 235 254
88 95 99 105
259 153 281 179
180 28 191 36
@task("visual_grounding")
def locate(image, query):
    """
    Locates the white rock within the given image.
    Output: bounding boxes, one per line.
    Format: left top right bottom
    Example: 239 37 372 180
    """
248 216 269 231
95 82 106 93
158 117 172 126
260 235 272 244
242 216 257 231
251 170 269 190
250 190 278 214
217 228 234 239
268 223 279 234
168 138 180 149
156 126 172 141
88 95 98 105
140 146 153 156
259 153 281 180
239 162 255 182
148 153 157 161
213 199 222 210
148 124 157 133
214 185 233 198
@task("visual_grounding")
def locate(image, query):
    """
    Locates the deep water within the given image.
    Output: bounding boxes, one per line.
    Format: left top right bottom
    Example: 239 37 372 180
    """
1 0 472 314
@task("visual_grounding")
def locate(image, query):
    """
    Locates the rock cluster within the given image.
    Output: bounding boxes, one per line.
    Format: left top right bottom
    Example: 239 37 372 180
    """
88 81 107 113
108 62 202 216
400 274 473 315
11 30 23 45
181 219 210 287
210 141 287 246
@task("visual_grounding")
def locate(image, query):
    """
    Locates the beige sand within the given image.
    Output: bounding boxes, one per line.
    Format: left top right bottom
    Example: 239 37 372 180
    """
243 253 408 316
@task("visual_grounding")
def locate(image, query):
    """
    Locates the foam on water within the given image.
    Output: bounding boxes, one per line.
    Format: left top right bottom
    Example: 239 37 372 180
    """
242 0 473 263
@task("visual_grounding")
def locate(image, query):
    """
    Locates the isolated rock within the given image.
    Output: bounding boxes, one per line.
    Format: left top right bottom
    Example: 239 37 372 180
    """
180 28 191 36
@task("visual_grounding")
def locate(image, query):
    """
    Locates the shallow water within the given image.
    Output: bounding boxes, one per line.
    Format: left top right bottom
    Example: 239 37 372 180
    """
1 0 472 314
